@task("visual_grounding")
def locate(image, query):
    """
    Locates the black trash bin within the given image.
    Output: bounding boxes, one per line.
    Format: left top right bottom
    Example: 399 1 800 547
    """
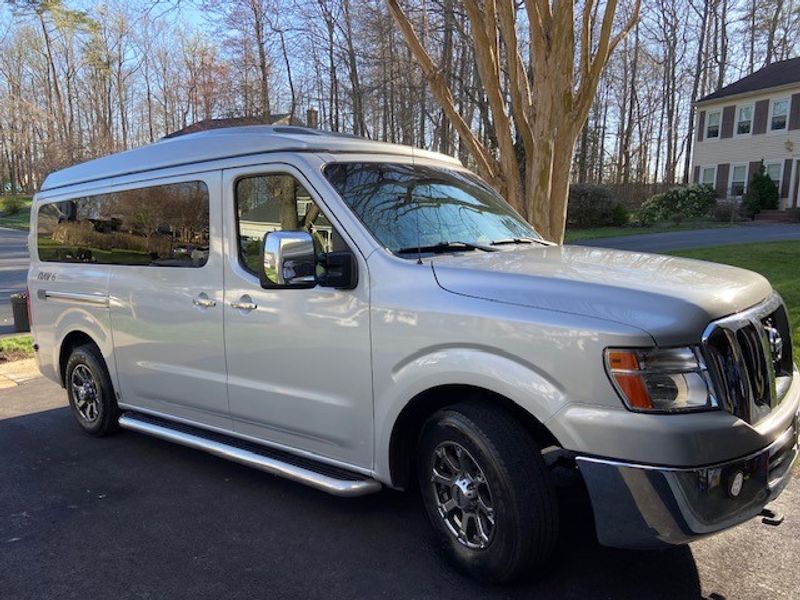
10 291 30 333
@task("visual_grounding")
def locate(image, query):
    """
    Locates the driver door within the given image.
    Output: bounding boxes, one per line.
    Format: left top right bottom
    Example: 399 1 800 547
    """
221 163 373 469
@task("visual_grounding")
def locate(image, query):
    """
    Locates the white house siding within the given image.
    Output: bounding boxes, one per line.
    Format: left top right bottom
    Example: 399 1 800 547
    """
692 85 800 209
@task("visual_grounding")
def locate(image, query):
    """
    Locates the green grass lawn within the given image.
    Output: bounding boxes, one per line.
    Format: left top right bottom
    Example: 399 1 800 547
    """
672 241 800 365
0 196 32 230
565 220 730 243
0 334 34 362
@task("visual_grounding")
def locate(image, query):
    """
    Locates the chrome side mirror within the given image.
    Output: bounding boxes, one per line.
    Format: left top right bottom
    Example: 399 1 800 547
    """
260 231 316 288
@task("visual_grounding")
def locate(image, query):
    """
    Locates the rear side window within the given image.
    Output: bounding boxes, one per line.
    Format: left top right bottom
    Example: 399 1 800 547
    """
37 181 210 267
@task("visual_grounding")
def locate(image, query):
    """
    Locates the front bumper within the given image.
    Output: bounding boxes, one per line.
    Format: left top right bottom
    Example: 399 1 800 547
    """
577 413 798 549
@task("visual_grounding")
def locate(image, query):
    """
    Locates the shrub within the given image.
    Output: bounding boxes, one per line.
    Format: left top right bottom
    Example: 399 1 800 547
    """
635 184 716 225
611 203 629 226
567 184 618 228
743 164 779 217
712 200 739 222
635 198 660 226
2 196 25 215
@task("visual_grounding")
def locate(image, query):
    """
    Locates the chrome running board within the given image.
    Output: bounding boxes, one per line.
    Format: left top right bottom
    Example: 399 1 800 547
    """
118 412 381 497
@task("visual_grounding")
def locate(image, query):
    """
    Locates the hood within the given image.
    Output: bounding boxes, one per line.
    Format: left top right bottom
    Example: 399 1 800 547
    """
431 245 772 346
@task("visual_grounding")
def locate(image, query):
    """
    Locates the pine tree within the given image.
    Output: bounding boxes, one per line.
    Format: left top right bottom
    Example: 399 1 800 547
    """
744 162 779 217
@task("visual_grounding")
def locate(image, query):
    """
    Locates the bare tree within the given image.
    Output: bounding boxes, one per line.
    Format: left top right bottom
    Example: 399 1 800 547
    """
0 0 794 232
387 0 641 242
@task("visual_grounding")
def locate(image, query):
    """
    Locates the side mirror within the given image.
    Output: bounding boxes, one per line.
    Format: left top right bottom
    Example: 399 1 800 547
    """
317 251 358 290
260 231 316 288
259 230 359 290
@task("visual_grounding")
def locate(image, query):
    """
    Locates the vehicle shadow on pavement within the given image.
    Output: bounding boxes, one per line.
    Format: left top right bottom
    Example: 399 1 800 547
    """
1 405 704 600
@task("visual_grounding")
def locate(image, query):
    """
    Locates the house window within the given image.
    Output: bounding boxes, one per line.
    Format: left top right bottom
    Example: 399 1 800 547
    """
706 111 721 139
766 162 783 188
770 99 789 131
730 165 747 196
736 105 753 135
701 167 716 186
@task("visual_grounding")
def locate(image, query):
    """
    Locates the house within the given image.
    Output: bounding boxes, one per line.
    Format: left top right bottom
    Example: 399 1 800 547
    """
162 114 304 139
692 57 800 210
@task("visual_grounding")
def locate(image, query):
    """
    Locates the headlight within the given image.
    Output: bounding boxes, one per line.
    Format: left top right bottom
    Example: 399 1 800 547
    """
604 347 717 412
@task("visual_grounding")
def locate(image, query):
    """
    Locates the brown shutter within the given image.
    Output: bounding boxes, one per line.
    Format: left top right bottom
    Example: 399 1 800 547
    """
721 105 736 138
747 161 762 191
696 110 706 141
781 159 793 198
789 93 800 130
693 165 701 184
752 99 770 134
715 163 730 198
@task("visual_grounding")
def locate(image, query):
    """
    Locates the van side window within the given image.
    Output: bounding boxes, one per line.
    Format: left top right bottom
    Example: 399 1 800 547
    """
235 173 336 275
37 181 210 267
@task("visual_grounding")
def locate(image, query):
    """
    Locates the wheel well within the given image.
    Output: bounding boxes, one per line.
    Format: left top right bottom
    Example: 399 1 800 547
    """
388 384 560 489
58 331 97 386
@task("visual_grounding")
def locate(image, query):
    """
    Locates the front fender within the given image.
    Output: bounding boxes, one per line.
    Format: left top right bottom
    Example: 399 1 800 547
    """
374 346 566 483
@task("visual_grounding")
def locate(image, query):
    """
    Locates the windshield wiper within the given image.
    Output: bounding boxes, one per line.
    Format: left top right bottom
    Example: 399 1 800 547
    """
395 241 497 255
490 237 546 246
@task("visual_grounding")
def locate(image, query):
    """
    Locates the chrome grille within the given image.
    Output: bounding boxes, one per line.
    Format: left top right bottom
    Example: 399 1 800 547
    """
702 293 793 424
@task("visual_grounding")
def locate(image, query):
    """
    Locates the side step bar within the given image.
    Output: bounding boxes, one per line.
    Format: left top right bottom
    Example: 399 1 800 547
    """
118 412 381 497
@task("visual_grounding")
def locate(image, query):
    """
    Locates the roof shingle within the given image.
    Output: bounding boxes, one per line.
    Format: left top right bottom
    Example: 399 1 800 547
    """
162 115 301 139
698 57 800 104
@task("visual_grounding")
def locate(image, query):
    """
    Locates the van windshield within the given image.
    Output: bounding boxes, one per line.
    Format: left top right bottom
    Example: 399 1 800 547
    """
323 162 539 257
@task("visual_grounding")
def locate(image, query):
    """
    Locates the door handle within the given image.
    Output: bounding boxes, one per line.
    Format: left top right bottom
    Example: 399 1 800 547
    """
193 293 217 308
231 296 257 312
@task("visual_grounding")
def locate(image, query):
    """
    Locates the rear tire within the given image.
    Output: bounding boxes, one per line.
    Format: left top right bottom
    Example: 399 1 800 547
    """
417 402 558 583
65 343 120 437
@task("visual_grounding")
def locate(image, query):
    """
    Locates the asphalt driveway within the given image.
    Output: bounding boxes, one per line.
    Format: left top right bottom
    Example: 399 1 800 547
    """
2 377 799 599
574 223 800 253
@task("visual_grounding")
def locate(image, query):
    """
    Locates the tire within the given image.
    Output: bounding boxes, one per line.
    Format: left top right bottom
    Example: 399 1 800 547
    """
416 402 558 583
65 343 120 437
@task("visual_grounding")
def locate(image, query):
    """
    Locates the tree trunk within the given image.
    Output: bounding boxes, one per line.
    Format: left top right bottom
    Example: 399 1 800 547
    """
683 0 709 183
252 3 271 122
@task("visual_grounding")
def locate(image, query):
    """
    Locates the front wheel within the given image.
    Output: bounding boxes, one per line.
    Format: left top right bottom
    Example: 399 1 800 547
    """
65 343 120 437
417 403 558 582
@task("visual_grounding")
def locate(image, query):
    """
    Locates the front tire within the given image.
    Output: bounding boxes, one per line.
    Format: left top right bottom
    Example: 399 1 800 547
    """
65 343 120 437
417 402 558 582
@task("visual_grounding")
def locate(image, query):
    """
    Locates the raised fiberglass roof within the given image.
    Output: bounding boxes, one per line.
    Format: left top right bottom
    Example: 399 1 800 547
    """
40 125 462 192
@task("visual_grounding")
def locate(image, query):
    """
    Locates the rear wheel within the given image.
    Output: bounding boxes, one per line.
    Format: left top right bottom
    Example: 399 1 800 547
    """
65 343 119 437
417 402 558 582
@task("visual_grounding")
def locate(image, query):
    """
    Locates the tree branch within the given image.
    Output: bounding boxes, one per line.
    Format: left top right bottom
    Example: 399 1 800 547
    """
496 0 534 158
575 0 641 130
462 0 525 208
386 0 501 182
608 0 641 56
524 0 548 87
579 0 595 82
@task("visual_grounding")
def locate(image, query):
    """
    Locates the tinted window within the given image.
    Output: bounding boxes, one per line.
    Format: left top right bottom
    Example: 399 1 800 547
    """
324 162 538 256
37 181 209 267
235 174 334 275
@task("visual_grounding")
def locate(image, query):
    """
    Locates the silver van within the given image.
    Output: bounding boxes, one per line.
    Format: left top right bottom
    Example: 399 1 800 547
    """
28 126 798 582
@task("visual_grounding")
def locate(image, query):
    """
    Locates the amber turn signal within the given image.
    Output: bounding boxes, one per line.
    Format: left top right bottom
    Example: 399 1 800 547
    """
604 347 715 413
605 350 653 410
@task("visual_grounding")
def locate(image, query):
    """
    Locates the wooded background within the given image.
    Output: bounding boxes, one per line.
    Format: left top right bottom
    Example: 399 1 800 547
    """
1 0 797 197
